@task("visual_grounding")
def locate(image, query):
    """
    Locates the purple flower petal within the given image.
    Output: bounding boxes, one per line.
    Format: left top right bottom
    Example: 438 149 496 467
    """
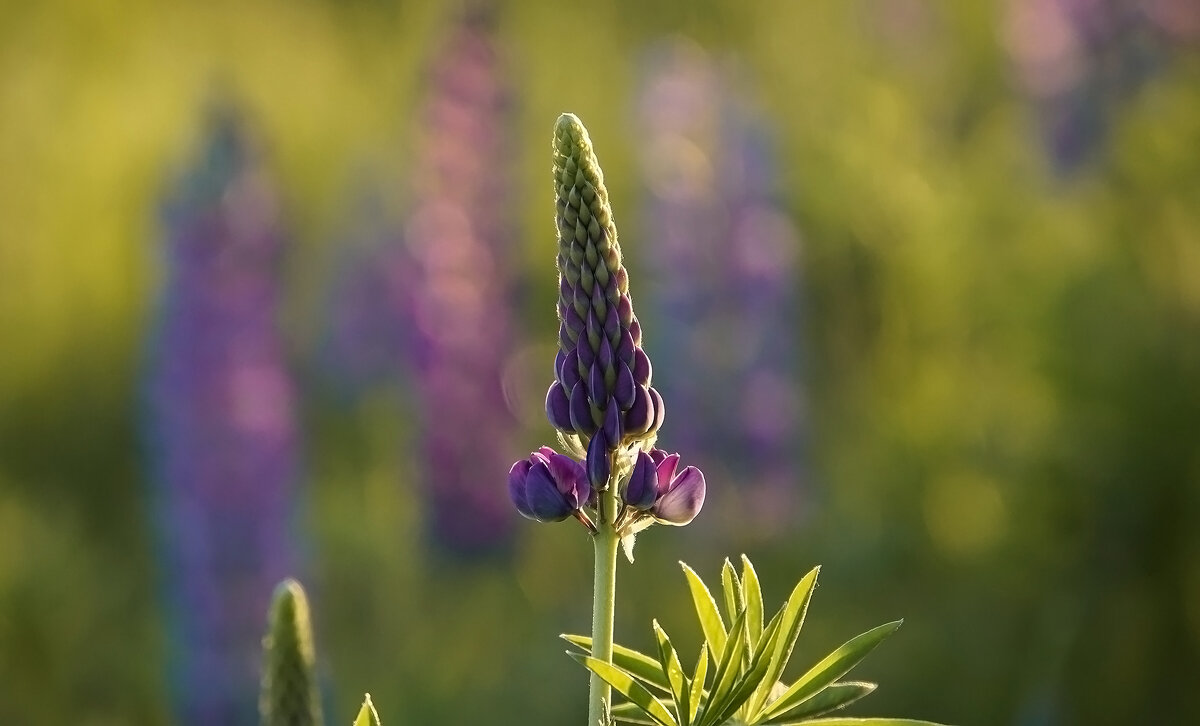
632 348 652 387
654 452 681 493
624 450 657 510
545 383 574 432
560 348 581 390
586 429 611 490
652 465 705 525
570 380 595 434
649 386 666 431
614 361 636 410
522 462 573 521
624 385 654 434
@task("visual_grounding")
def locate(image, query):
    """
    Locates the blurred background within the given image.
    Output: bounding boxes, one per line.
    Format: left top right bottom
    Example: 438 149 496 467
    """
1 0 1199 724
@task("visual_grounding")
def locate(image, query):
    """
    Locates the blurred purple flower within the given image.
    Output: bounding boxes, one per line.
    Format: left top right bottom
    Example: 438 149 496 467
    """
635 40 806 535
1003 0 1196 172
144 106 301 725
402 6 520 555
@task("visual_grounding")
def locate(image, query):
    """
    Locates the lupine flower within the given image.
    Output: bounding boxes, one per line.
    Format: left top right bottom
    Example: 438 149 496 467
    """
512 113 704 546
646 449 706 525
1003 0 1192 172
398 5 520 556
144 107 300 725
546 113 665 464
318 6 520 554
635 41 804 533
623 451 659 511
508 447 592 523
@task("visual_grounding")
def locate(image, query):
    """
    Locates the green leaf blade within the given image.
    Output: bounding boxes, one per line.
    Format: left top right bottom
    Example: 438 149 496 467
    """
688 647 708 724
768 719 950 726
741 555 764 646
747 566 820 719
352 694 381 726
653 621 691 726
720 559 743 628
761 621 904 722
569 653 680 726
761 682 875 723
563 634 672 692
681 563 728 663
696 609 747 726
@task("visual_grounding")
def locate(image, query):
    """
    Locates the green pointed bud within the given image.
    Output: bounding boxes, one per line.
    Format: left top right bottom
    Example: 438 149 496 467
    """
352 694 382 726
260 579 324 726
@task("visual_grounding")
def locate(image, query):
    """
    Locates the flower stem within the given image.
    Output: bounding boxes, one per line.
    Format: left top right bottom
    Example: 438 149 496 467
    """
589 489 620 726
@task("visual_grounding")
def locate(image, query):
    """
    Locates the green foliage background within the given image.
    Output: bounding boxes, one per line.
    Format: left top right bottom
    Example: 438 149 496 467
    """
1 1 1198 724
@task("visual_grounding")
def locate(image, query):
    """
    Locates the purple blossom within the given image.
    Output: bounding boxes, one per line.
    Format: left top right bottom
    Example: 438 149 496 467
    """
547 114 666 461
144 107 300 725
401 6 520 555
635 41 805 533
508 447 592 522
646 448 706 526
1003 0 1189 172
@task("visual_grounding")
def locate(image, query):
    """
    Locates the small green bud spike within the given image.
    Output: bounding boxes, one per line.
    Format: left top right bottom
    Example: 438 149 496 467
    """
260 579 325 726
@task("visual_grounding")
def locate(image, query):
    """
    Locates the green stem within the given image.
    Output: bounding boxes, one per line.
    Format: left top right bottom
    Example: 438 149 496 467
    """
588 489 620 726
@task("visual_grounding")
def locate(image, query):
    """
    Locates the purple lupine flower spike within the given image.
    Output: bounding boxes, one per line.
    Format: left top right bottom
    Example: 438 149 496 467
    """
512 113 703 544
547 114 665 465
636 41 804 534
145 105 300 725
401 5 519 554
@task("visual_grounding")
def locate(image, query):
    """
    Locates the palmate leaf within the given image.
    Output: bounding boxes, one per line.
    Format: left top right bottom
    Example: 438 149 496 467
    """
759 621 903 723
682 563 728 663
563 635 672 692
761 682 875 723
746 567 820 719
570 653 679 726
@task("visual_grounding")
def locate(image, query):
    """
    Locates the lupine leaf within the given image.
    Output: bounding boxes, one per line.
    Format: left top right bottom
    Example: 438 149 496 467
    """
707 614 781 726
720 559 743 628
611 701 659 725
747 566 820 719
352 694 381 726
708 642 773 726
761 682 876 723
569 653 679 726
681 563 727 663
741 555 764 646
688 647 708 724
563 634 672 692
653 621 691 726
772 715 950 720
696 609 746 726
761 621 903 722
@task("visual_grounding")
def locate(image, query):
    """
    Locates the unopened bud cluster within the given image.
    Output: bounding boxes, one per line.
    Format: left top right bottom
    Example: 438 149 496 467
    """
508 114 704 539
